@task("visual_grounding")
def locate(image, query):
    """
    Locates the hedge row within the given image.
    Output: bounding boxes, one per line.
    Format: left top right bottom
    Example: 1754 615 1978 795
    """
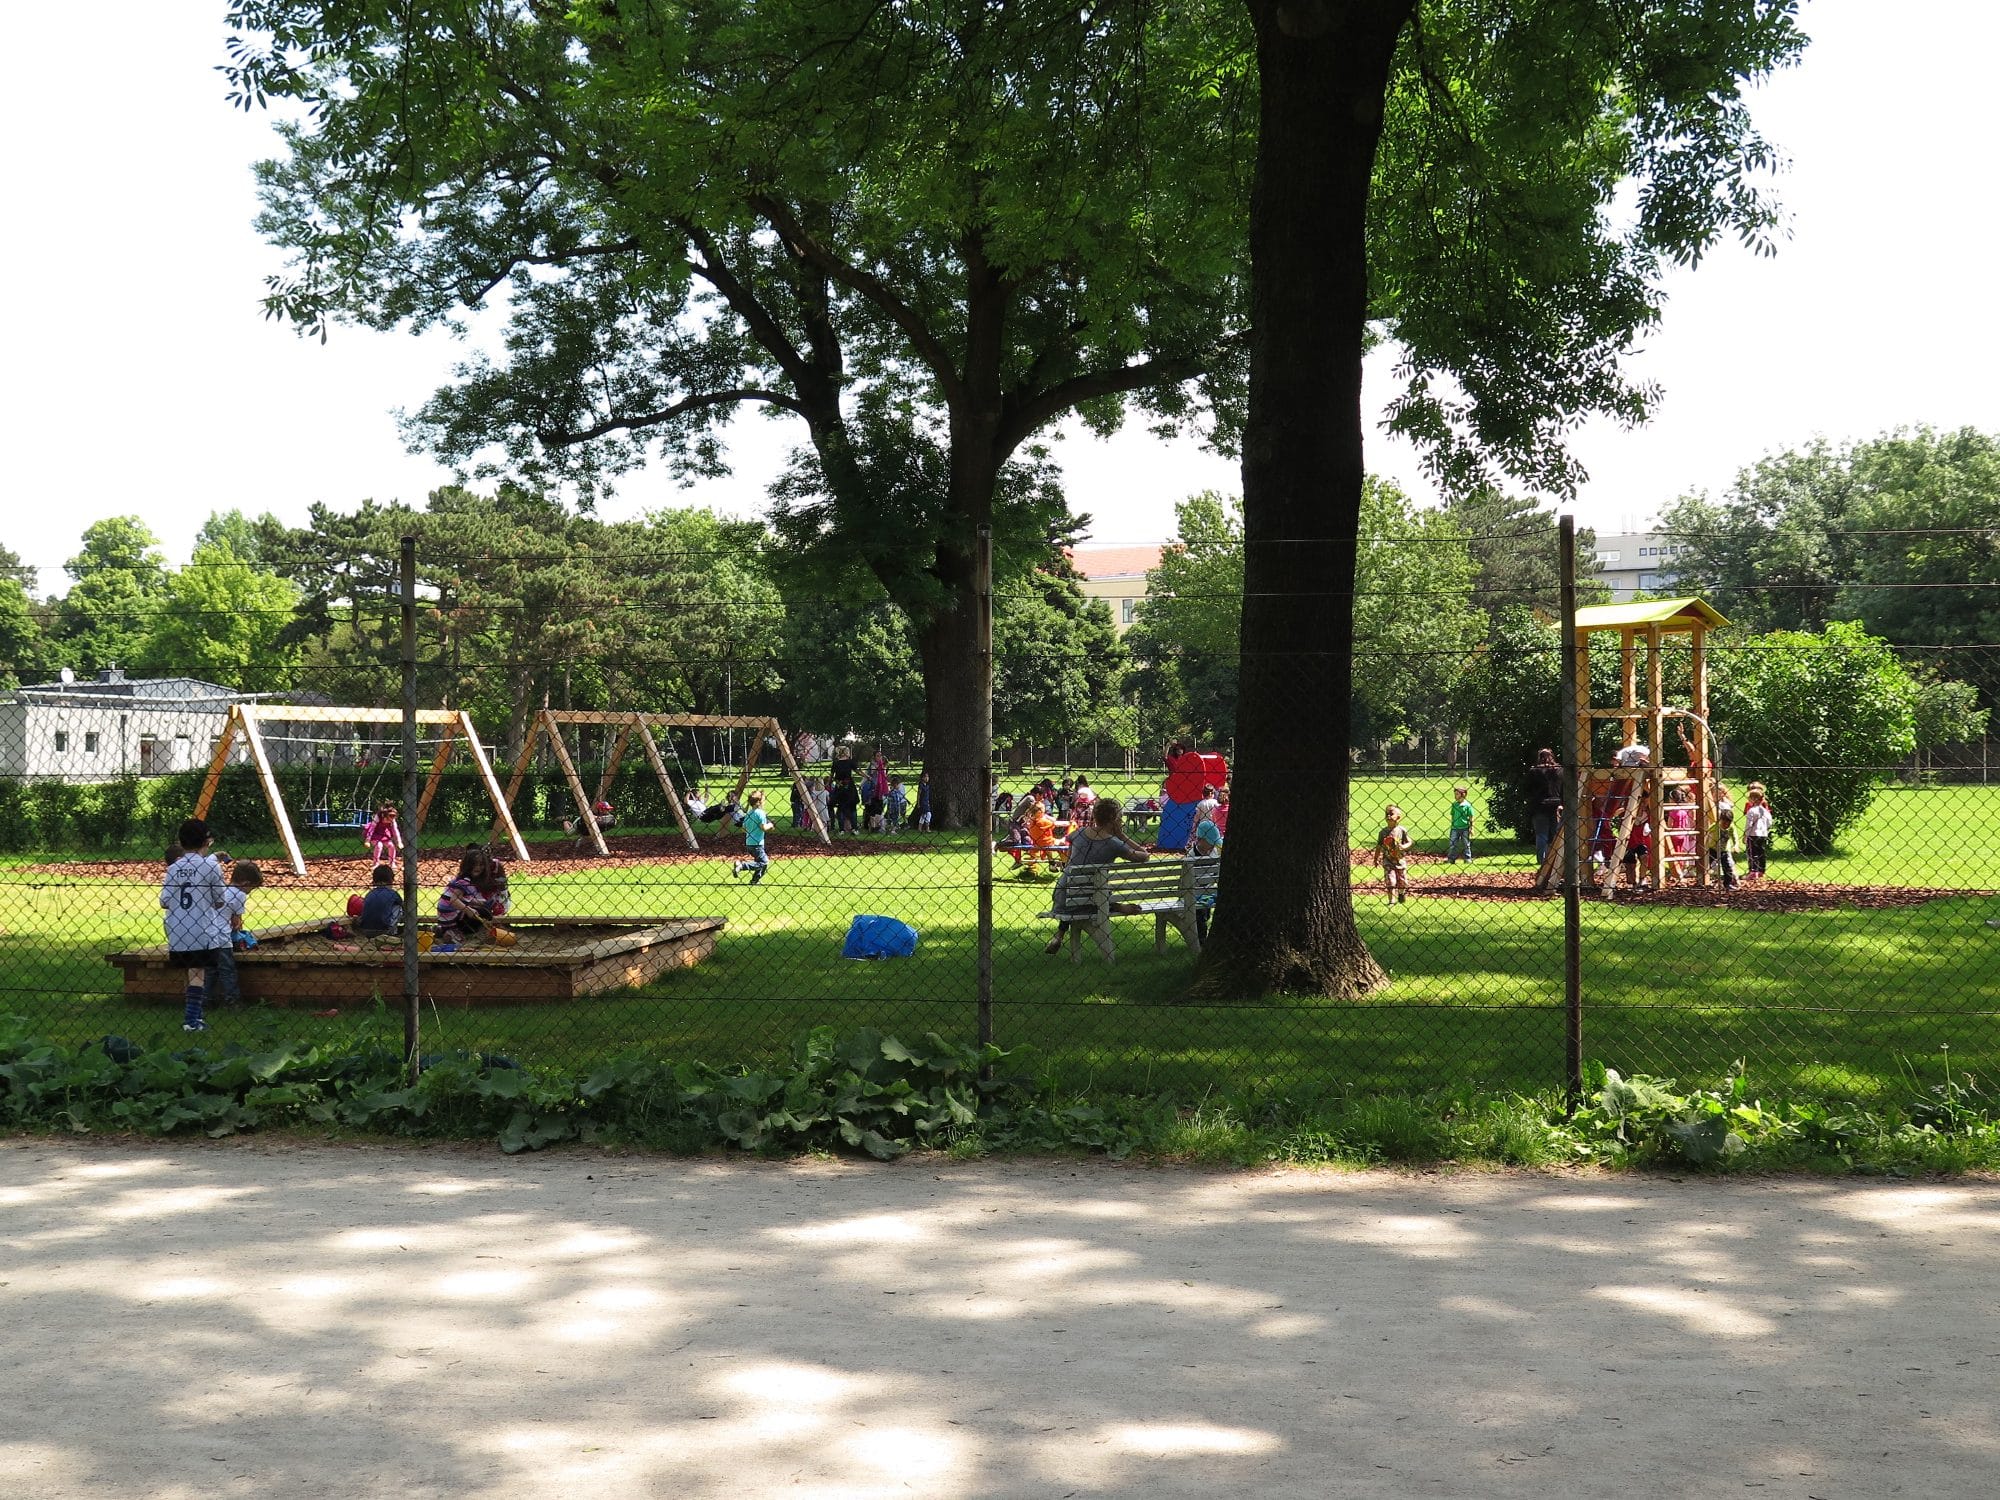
0 759 782 855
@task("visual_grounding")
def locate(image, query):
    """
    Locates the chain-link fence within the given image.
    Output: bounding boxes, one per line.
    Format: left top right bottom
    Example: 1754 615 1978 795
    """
3 527 1995 1102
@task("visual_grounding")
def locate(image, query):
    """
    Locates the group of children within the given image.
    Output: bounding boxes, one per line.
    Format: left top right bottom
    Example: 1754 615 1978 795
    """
1582 744 1776 893
160 806 535 1031
1373 767 1778 904
807 764 928 836
999 775 1220 864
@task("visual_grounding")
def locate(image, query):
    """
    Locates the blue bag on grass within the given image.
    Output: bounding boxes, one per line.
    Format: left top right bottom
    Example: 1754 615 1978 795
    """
842 914 919 959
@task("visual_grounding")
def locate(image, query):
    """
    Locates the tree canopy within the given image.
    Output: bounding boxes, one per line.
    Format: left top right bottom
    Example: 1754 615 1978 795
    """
50 517 168 676
1442 488 1608 626
0 574 47 690
1129 481 1484 754
1124 493 1251 746
224 0 1257 823
136 542 302 692
1660 427 2000 650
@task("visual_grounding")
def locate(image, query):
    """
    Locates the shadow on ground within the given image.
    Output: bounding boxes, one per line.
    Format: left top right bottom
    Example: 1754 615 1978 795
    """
2 1142 1997 1498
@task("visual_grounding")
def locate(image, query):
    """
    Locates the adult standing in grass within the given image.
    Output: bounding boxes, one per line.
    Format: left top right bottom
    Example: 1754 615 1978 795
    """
1528 748 1564 864
830 748 859 836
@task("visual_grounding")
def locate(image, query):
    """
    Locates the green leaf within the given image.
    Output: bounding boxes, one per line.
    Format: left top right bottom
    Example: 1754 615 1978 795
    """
1664 1115 1739 1166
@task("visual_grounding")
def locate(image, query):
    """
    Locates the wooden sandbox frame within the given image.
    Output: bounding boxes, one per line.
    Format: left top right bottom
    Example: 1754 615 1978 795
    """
107 915 726 1007
193 704 528 878
495 709 831 856
1537 597 1731 896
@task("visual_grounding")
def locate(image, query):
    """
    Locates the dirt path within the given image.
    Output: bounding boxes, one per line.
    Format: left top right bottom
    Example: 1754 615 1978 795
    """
3 1142 1996 1498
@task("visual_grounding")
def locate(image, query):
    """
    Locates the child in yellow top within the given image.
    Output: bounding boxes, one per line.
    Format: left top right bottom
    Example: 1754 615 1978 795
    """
1377 804 1412 904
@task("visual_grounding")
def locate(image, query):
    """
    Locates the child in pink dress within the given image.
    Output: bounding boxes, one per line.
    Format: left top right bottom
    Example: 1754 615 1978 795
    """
362 803 402 864
1663 781 1698 884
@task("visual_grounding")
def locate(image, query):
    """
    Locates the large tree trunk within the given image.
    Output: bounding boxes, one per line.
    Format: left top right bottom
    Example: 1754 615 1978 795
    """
915 556 990 830
1191 0 1414 999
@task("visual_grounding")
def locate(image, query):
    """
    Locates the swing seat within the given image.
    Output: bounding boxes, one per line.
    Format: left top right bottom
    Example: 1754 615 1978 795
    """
309 807 370 830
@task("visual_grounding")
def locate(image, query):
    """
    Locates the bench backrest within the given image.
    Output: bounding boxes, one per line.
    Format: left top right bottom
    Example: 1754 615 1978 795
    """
1058 857 1219 912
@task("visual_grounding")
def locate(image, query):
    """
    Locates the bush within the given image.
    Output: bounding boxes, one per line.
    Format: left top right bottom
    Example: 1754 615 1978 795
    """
1460 609 1620 838
27 781 81 849
73 776 143 849
1711 621 1917 854
0 779 31 850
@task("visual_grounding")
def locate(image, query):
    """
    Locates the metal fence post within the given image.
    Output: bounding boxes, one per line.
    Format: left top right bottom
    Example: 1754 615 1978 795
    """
975 523 995 1055
400 535 421 1084
1559 514 1583 1109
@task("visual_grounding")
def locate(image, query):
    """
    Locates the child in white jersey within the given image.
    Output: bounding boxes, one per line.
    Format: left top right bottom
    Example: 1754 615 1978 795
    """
160 818 231 1032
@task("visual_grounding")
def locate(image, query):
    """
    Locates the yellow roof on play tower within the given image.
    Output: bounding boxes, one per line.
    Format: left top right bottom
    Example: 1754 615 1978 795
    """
1573 597 1730 632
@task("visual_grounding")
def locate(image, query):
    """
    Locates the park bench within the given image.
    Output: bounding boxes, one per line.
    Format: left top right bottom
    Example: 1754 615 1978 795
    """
1039 855 1219 963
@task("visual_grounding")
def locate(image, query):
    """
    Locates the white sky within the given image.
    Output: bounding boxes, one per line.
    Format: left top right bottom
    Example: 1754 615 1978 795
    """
2 1 1995 584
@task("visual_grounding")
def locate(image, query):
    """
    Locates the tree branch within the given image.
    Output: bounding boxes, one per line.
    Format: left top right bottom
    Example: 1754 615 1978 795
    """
456 237 644 306
677 221 825 403
998 332 1247 453
750 193 966 407
538 388 805 448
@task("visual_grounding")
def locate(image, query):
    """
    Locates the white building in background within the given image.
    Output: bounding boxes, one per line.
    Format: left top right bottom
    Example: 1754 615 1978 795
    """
0 669 253 781
1589 531 1685 602
1070 545 1164 635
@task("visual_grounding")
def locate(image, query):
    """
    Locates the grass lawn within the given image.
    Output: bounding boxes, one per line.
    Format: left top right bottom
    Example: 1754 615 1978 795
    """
6 780 1997 1100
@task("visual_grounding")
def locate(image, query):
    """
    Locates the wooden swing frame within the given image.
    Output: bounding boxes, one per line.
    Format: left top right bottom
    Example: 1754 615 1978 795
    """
192 705 528 878
493 710 832 857
1536 597 1731 898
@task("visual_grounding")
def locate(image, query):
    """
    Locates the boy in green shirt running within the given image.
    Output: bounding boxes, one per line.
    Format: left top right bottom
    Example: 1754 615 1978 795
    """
1447 784 1478 863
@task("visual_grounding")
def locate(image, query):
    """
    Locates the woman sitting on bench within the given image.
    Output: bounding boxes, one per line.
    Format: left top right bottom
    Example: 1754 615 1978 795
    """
1045 798 1151 954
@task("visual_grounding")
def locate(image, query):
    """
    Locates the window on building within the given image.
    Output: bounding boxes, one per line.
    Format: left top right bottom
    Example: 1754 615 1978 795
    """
1121 598 1139 625
1594 551 1621 565
85 731 100 754
53 731 69 753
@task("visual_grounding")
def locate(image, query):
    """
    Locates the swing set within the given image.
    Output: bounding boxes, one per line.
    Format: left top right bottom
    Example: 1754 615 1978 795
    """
494 710 831 856
193 704 527 877
298 739 398 829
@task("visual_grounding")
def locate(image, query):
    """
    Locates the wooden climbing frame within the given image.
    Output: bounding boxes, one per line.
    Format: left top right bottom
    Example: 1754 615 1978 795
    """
1534 597 1731 898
